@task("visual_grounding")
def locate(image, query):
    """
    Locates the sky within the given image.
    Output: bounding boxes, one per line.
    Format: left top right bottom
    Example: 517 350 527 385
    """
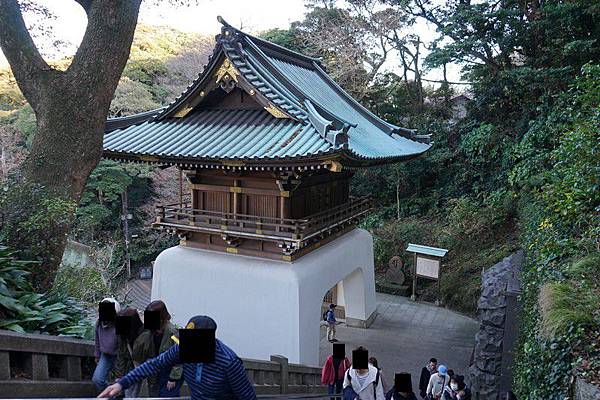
1 0 463 85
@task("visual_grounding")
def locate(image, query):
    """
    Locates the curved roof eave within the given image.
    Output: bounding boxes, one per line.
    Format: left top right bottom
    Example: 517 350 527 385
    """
339 146 431 167
105 108 164 133
103 139 430 168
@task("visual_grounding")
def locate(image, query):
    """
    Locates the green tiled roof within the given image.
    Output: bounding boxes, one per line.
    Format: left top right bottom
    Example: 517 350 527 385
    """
103 17 430 168
105 109 333 161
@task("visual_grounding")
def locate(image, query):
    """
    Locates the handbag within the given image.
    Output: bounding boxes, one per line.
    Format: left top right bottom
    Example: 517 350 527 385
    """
343 371 358 400
344 385 359 400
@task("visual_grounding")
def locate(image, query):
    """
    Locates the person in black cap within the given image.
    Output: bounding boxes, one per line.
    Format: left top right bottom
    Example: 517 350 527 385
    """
386 372 417 400
98 315 257 400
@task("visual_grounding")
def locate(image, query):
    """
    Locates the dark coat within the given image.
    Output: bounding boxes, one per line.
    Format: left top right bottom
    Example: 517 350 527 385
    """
113 336 135 378
132 322 182 396
419 367 432 396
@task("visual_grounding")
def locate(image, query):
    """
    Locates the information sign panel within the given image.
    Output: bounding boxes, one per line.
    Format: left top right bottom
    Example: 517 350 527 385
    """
416 257 440 279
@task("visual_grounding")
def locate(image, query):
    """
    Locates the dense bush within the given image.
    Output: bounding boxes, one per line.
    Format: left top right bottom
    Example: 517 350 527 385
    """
0 246 94 339
513 65 600 398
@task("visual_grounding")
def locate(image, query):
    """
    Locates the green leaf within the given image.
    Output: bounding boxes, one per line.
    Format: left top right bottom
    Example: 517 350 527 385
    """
3 323 26 334
0 294 28 313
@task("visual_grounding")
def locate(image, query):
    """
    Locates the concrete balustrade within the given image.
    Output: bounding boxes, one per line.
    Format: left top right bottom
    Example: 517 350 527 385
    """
0 330 325 398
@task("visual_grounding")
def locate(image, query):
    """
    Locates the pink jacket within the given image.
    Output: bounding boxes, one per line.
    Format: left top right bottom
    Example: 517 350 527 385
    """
321 355 351 385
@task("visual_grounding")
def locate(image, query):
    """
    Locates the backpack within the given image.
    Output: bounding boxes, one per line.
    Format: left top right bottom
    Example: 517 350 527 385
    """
324 310 329 321
344 369 380 400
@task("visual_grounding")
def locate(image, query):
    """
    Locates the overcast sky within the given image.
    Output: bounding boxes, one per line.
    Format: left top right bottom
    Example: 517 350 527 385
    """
1 0 463 85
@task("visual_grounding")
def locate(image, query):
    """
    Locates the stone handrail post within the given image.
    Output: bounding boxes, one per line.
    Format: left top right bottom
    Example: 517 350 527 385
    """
270 355 289 394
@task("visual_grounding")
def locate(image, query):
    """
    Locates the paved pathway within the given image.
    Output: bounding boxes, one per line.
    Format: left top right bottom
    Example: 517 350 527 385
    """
319 293 478 391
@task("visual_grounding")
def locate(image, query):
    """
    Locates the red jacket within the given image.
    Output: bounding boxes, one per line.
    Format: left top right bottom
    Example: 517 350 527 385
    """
321 355 351 385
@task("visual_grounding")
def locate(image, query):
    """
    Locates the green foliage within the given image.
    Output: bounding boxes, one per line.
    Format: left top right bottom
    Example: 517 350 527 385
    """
513 322 578 400
0 23 207 291
539 66 600 236
365 190 518 314
0 104 37 148
0 246 94 339
53 263 109 308
73 160 153 241
566 254 600 288
0 181 77 290
0 69 25 111
539 282 596 338
128 229 177 271
121 24 211 105
512 65 600 397
259 28 308 54
110 77 160 117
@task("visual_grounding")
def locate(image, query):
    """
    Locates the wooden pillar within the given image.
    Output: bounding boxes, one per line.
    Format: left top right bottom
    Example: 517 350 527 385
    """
436 262 442 306
179 168 183 208
411 252 417 301
233 179 239 217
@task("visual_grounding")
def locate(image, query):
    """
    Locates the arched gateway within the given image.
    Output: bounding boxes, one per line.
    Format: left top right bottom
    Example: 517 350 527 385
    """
103 17 429 365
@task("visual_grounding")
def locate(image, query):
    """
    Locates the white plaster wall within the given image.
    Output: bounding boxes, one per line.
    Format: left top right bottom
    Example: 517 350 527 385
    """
151 228 376 366
336 282 345 307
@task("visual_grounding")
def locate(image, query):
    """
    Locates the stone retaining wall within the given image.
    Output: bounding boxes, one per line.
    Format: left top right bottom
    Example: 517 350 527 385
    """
469 250 524 399
575 378 600 400
0 330 325 398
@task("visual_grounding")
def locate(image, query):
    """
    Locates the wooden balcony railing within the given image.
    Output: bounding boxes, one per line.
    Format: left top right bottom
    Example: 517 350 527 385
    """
154 196 371 246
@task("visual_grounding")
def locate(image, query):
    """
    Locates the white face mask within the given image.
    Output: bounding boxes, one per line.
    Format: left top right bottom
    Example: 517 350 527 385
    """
451 383 459 391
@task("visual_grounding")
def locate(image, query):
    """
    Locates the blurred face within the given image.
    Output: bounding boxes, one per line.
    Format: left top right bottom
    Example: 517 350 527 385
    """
429 361 437 371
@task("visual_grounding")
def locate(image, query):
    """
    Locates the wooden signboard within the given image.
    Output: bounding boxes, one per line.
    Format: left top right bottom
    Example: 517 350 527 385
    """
407 243 448 306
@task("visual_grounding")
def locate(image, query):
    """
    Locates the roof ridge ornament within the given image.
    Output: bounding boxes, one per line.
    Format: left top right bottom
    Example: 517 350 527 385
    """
217 16 239 44
217 15 232 28
216 17 247 62
304 100 348 147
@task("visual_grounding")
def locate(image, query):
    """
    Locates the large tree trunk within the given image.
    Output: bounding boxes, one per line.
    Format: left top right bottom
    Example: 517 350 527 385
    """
0 0 142 290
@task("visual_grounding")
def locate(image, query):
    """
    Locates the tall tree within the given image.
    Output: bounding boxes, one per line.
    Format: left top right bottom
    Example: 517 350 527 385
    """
293 0 398 99
0 1 145 290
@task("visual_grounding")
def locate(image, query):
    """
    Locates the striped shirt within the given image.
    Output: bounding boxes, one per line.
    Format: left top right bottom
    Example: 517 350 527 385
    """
119 339 256 400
